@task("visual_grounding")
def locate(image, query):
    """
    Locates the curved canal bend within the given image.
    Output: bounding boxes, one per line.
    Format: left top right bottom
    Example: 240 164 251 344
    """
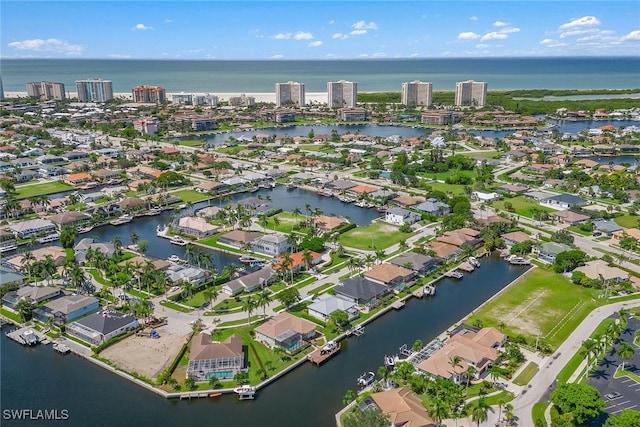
1 255 529 427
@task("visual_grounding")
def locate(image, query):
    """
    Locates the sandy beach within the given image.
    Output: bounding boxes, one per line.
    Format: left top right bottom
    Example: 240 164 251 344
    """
99 326 188 380
4 91 329 104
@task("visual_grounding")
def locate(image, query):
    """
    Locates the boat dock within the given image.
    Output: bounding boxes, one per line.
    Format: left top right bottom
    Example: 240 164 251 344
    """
445 271 463 279
307 344 340 366
391 300 405 310
412 288 425 298
457 262 475 272
53 343 71 354
346 325 365 337
6 327 46 346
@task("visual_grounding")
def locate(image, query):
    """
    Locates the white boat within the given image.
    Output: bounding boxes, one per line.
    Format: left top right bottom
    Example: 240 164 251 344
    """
168 255 181 263
507 255 531 265
424 285 436 296
110 214 133 226
145 208 162 216
169 236 187 246
234 385 256 400
445 271 464 279
469 256 480 268
20 329 39 346
0 244 18 253
321 341 338 355
384 355 395 368
357 371 375 388
77 226 94 234
37 233 60 244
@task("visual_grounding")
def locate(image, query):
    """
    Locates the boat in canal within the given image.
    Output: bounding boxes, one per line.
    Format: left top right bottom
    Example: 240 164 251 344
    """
506 255 531 265
170 236 188 246
110 214 133 226
445 271 464 279
357 371 375 388
144 208 162 216
20 329 39 346
384 355 395 369
77 226 94 234
234 385 256 400
168 255 181 263
37 233 60 244
469 256 480 268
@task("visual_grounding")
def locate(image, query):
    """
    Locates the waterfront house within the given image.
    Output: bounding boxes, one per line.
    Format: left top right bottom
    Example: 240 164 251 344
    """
592 219 623 236
389 253 441 275
501 231 534 248
7 218 56 238
92 169 121 182
274 250 323 274
424 241 460 261
307 294 358 322
187 333 245 381
436 229 483 250
250 233 291 257
365 387 437 427
574 260 629 284
48 211 91 229
174 216 218 239
0 229 18 252
334 277 390 308
32 295 100 325
7 246 67 270
313 215 349 234
540 193 587 210
533 242 572 263
2 285 61 309
222 266 276 295
417 327 505 383
74 238 115 265
392 196 422 208
118 196 148 213
67 310 138 345
254 312 317 353
196 206 222 219
384 208 421 226
364 263 415 288
218 230 262 249
65 172 92 185
166 265 206 286
414 199 451 216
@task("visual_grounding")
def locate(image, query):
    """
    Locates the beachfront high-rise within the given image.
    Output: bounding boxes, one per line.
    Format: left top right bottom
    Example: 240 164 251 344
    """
401 81 433 107
327 80 357 108
275 81 305 108
0 76 5 101
26 81 66 101
75 79 114 102
132 85 166 104
455 80 487 107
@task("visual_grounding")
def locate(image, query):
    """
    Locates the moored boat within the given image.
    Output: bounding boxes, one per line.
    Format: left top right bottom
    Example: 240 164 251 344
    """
169 236 187 246
357 371 375 388
110 214 133 226
37 233 60 244
77 226 94 234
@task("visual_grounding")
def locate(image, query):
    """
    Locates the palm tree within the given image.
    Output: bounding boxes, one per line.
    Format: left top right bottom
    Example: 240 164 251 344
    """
428 396 450 427
470 398 493 427
465 365 477 393
180 280 194 302
618 308 629 326
42 255 56 286
257 288 272 316
112 236 123 256
20 251 36 281
279 252 294 286
582 338 599 371
15 299 34 323
202 287 216 309
243 295 256 326
617 342 635 371
130 232 139 245
302 249 314 271
375 249 386 264
449 355 462 378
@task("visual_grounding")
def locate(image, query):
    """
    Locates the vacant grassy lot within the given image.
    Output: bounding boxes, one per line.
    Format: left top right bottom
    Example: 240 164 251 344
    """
493 196 555 219
178 140 205 147
418 169 477 182
615 214 639 228
172 189 210 203
15 181 74 199
469 267 601 348
423 182 468 195
339 221 411 250
513 362 539 386
258 211 306 234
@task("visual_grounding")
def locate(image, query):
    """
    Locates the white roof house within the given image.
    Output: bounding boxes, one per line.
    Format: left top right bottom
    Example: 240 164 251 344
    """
307 294 359 322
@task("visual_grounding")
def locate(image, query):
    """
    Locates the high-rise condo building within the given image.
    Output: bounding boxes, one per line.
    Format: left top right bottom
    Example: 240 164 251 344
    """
26 81 66 101
0 76 4 101
75 79 114 102
327 80 357 108
275 81 305 107
132 85 166 103
455 80 487 107
401 81 433 107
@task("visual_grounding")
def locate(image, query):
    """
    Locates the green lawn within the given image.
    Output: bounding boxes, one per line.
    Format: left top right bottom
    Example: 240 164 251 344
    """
258 211 307 234
468 267 602 349
532 402 549 427
178 140 206 147
567 226 592 236
15 181 74 199
615 215 639 228
339 221 412 250
461 150 499 158
172 189 210 203
159 300 191 313
423 182 468 195
0 308 22 323
513 362 539 386
418 169 477 182
492 196 555 219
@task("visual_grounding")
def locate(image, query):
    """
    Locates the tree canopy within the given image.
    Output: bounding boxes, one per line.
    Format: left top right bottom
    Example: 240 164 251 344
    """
342 407 390 427
549 383 605 426
603 409 640 427
554 250 587 273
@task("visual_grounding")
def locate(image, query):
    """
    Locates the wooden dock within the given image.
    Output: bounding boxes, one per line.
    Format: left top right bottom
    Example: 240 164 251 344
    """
412 288 425 298
457 262 475 272
391 300 405 310
307 345 340 365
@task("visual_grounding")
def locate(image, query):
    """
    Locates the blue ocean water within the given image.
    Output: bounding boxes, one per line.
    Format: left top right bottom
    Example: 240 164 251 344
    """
1 57 639 93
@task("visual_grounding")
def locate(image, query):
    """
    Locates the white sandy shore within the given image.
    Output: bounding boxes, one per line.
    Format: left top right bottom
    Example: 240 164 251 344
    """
5 91 329 104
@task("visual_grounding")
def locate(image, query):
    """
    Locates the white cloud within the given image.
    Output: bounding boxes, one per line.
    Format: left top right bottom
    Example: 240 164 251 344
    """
270 54 284 59
620 30 640 41
7 38 84 55
132 23 153 31
540 38 555 44
481 32 508 41
164 19 172 23
500 27 520 34
457 32 480 40
559 16 601 30
493 21 508 27
476 43 490 49
352 21 378 31
273 33 292 40
332 33 348 40
328 20 335 25
469 16 478 21
560 28 595 38
308 40 323 47
294 32 314 40
350 29 368 36
108 54 132 59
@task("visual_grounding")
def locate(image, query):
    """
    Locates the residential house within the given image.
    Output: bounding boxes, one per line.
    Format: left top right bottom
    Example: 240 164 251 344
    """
364 263 415 288
221 266 275 295
66 310 138 345
32 295 100 325
424 241 460 260
274 250 323 274
436 228 483 250
187 333 245 381
574 260 629 284
592 219 623 236
550 210 590 225
335 277 390 307
254 312 317 353
217 230 263 249
0 229 18 252
414 199 450 216
250 233 291 257
48 211 90 229
307 294 359 322
0 264 25 290
2 285 62 309
7 246 67 270
166 265 206 286
389 253 441 275
612 228 640 242
92 169 121 182
7 218 56 238
366 387 437 427
501 231 534 248
384 208 421 226
313 215 349 234
74 238 116 265
495 184 529 196
540 194 587 210
472 191 501 202
174 216 218 239
534 242 572 263
65 172 92 185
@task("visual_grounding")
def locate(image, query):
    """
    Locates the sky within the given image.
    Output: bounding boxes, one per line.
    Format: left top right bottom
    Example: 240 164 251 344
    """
1 1 639 59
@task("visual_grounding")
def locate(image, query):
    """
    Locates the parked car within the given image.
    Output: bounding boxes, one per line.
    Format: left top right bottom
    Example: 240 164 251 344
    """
604 392 621 400
592 231 602 237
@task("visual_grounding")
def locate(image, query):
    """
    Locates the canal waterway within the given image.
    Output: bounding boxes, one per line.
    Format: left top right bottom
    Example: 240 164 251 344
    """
1 254 530 427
